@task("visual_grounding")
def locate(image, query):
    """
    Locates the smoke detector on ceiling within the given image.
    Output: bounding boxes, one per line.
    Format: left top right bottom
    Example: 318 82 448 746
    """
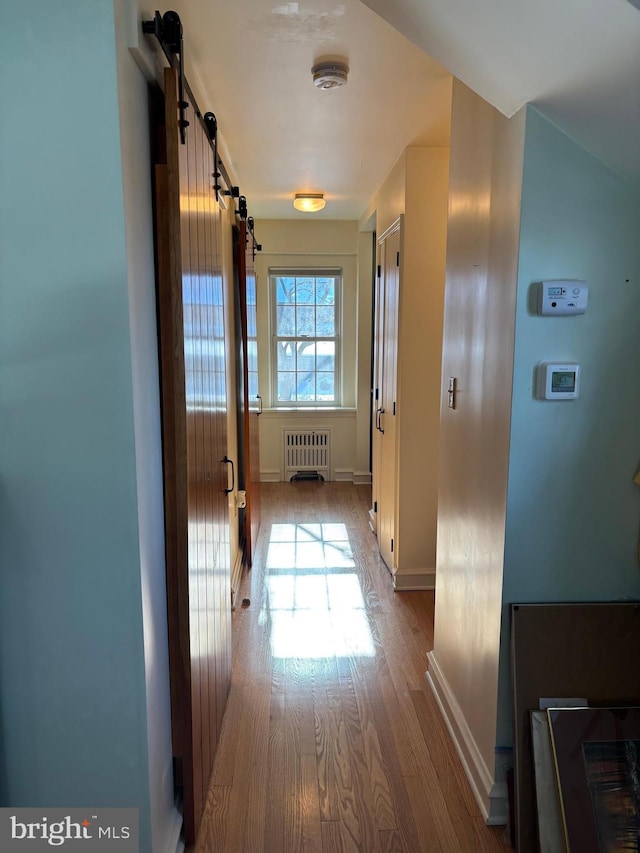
312 60 349 90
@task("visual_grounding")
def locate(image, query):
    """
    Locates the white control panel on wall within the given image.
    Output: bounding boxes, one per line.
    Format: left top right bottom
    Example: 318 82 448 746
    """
537 363 581 400
538 280 588 315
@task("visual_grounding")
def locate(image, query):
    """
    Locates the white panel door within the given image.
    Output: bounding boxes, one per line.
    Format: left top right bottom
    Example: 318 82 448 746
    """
376 220 401 573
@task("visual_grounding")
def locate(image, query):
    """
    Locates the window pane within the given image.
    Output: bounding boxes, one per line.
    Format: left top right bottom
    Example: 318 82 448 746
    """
294 278 315 304
271 271 340 405
277 277 295 304
316 306 335 336
297 341 316 372
247 313 257 337
316 372 335 400
316 278 335 304
278 372 296 402
296 372 316 401
316 341 335 373
277 306 295 336
296 306 315 336
277 342 296 371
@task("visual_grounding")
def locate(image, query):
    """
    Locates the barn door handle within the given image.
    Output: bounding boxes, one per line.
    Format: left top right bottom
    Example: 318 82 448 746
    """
256 394 263 415
223 456 235 494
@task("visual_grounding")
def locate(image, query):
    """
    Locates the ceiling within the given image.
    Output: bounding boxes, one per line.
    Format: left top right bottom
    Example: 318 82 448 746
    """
166 0 452 220
163 0 640 221
360 0 640 186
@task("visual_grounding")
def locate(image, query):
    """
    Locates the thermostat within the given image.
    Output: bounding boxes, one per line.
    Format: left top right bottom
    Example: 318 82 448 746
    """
538 280 588 315
537 363 580 400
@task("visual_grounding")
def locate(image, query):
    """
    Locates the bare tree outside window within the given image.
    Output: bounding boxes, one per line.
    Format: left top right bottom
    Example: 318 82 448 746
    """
270 270 341 405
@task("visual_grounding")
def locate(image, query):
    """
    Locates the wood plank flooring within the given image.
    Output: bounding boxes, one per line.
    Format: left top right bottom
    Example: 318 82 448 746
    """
194 482 511 852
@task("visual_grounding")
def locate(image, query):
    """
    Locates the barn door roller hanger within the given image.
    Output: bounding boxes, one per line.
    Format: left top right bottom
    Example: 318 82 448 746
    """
143 11 261 246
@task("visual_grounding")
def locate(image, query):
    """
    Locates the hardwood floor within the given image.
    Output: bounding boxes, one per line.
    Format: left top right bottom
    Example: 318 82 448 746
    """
194 482 511 852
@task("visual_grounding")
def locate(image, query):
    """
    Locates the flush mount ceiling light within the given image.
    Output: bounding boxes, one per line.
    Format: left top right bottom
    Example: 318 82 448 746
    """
293 193 326 212
312 60 349 90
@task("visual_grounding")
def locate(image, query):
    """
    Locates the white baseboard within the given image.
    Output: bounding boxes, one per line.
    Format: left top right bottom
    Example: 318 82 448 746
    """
260 469 280 482
333 468 353 482
393 569 436 591
426 651 499 823
332 469 372 484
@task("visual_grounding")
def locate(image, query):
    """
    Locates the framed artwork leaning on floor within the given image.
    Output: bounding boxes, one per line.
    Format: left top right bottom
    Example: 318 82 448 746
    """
547 706 640 853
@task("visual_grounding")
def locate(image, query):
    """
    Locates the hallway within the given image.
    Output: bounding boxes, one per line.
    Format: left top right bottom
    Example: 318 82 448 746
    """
194 483 511 852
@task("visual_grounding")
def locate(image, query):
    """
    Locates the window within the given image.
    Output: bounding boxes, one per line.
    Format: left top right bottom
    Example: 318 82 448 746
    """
270 268 341 406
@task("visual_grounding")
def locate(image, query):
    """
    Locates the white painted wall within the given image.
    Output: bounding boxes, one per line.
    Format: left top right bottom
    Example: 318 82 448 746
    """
357 0 640 186
429 81 525 821
360 152 406 237
254 220 366 482
258 409 358 482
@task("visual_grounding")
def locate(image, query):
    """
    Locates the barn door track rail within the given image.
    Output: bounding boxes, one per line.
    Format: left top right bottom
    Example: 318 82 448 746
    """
143 8 261 254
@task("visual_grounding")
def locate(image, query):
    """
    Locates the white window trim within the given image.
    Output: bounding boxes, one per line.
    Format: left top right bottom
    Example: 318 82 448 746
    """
269 268 342 408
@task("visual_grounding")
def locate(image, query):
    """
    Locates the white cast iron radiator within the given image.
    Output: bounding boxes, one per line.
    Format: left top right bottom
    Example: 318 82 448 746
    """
283 429 331 481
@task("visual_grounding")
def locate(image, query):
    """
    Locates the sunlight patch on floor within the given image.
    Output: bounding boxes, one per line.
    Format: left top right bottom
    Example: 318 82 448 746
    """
265 522 375 658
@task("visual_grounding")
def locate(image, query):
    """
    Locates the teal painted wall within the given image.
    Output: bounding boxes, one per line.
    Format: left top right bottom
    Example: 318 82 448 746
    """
497 107 640 744
113 0 180 847
0 2 152 844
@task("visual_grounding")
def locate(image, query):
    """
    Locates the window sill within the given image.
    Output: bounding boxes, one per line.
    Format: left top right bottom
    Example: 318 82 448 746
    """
261 407 356 419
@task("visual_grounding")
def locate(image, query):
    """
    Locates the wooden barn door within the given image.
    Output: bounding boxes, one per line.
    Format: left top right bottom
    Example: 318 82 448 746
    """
154 66 232 844
234 220 261 566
